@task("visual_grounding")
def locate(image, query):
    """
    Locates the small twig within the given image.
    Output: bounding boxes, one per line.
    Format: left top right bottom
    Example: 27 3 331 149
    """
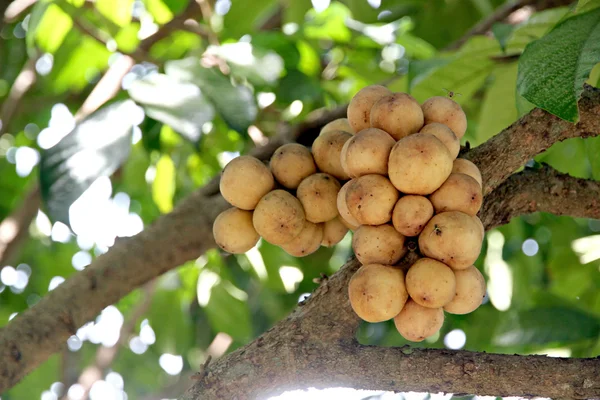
3 0 37 23
192 355 212 380
0 56 38 136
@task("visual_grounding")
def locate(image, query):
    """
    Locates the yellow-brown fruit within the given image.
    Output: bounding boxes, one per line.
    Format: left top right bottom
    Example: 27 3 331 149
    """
388 133 453 195
348 264 408 323
392 195 434 237
321 118 353 135
419 122 460 159
347 85 391 133
406 258 456 308
253 190 305 245
296 173 341 223
346 174 399 225
269 143 317 189
429 173 483 216
321 217 349 247
370 93 424 140
337 181 360 230
213 208 260 254
340 138 352 177
394 299 444 342
312 130 352 180
422 96 467 138
352 224 406 265
220 156 274 210
444 265 486 314
472 215 485 239
342 128 396 177
281 221 324 257
419 211 483 270
452 158 483 188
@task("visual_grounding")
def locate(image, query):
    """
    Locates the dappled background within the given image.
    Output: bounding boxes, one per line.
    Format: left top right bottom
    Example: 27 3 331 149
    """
0 0 599 399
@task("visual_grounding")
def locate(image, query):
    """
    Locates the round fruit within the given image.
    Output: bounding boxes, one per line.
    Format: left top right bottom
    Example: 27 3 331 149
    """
419 123 460 159
220 156 274 210
429 173 483 216
321 217 349 247
348 264 408 323
342 128 396 177
452 158 482 188
472 215 485 239
444 265 486 314
340 138 352 177
321 118 353 135
352 224 406 265
281 221 323 257
394 299 444 342
312 130 352 180
337 181 360 230
296 173 341 223
388 133 453 195
406 258 456 308
421 96 467 138
392 195 434 237
253 190 305 245
346 174 399 225
347 85 391 133
213 208 260 254
419 211 483 270
370 93 424 140
269 144 317 189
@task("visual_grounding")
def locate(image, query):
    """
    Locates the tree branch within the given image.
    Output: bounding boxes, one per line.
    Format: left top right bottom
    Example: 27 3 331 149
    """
0 56 38 136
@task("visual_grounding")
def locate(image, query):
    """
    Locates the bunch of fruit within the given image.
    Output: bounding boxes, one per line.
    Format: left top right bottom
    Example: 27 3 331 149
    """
212 84 487 342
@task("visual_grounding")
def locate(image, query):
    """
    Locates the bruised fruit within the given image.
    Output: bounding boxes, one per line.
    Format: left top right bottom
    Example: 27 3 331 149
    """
220 156 274 210
444 265 486 314
281 221 324 257
297 173 341 223
213 208 260 254
348 264 408 323
347 85 391 133
422 96 467 138
321 217 349 247
342 128 396 177
388 133 453 195
419 123 460 159
269 144 317 189
253 190 305 245
370 93 424 140
321 118 353 135
429 173 482 216
394 299 444 342
337 181 360 230
392 195 434 237
452 158 482 188
406 258 456 308
346 175 399 225
312 130 352 180
352 224 406 265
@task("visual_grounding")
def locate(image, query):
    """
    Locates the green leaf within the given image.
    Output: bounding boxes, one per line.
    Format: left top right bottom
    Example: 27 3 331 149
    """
165 58 258 132
128 73 215 142
578 0 600 12
222 0 278 40
95 0 134 26
152 155 176 213
516 8 600 122
494 307 600 346
29 2 73 53
586 136 600 179
39 100 136 225
304 2 352 43
491 23 515 53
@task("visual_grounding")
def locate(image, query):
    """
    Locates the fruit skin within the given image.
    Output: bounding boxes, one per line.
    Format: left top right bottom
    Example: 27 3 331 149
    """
252 190 306 245
281 221 324 257
347 85 391 133
405 258 456 308
220 156 274 210
348 264 408 323
394 299 444 342
312 130 352 180
392 195 434 237
388 132 453 195
269 143 317 189
472 215 485 239
337 181 360 230
321 118 353 135
421 96 467 138
419 122 460 159
343 128 396 177
429 173 483 216
213 208 260 254
452 158 483 188
346 174 399 225
419 211 483 270
444 265 486 314
370 93 424 140
296 173 341 223
321 217 349 247
352 224 406 265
